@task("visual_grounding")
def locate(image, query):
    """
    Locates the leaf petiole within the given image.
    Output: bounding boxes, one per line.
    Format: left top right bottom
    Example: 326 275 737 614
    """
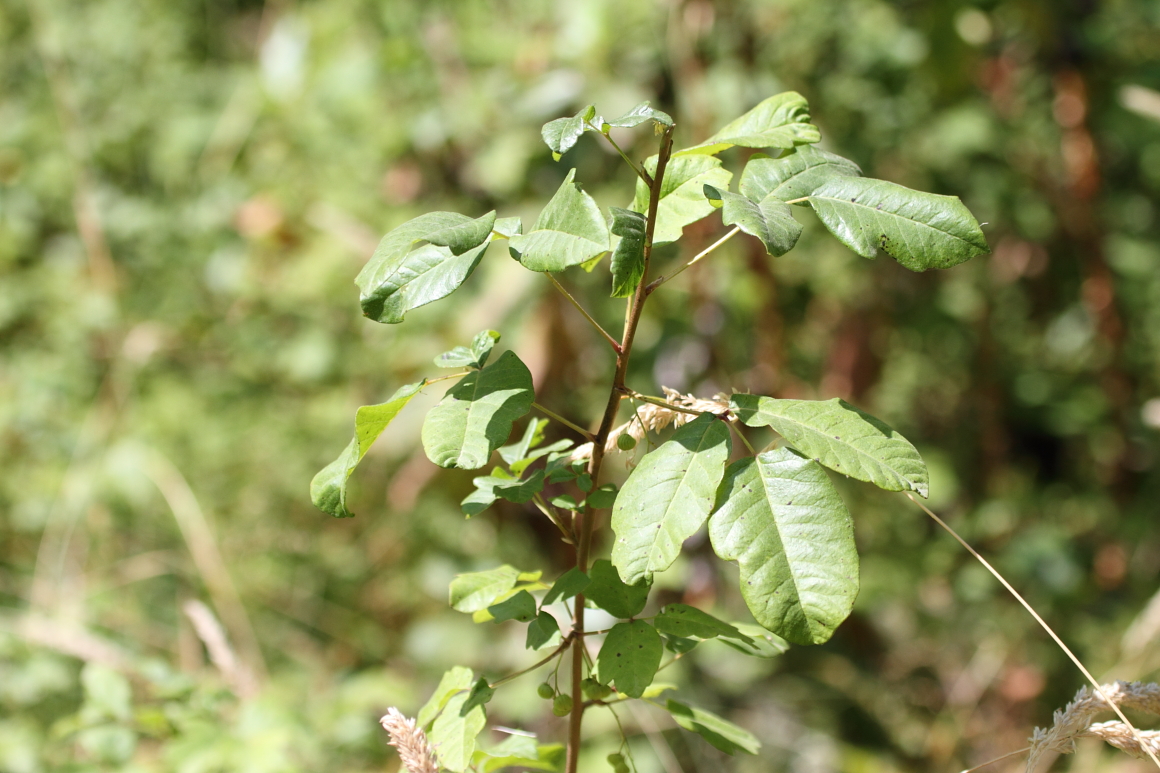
488 635 574 690
587 120 650 184
545 273 622 354
645 226 741 293
532 402 595 442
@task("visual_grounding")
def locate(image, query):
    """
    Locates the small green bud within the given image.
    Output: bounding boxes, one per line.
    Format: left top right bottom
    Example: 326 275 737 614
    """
616 433 637 451
552 693 573 716
537 682 555 700
607 752 630 773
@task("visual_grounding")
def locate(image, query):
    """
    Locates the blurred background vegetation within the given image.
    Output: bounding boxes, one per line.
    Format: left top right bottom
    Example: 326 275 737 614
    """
2 0 1160 770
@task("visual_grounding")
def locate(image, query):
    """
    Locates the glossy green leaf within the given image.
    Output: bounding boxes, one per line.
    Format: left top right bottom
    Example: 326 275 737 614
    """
739 146 861 205
611 414 731 584
605 101 673 129
596 620 662 699
542 105 599 156
609 207 647 298
431 691 487 772
526 610 561 649
808 177 989 271
664 700 760 755
435 330 501 369
357 211 496 323
461 469 545 517
543 568 590 605
709 449 859 645
310 381 425 518
461 676 494 715
676 92 820 156
730 394 928 496
488 590 537 623
705 184 802 257
584 559 649 619
630 155 732 245
422 350 535 470
654 604 755 645
449 566 521 613
508 169 610 271
417 666 474 728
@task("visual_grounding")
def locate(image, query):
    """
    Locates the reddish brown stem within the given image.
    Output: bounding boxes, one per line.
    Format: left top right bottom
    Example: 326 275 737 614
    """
564 126 675 773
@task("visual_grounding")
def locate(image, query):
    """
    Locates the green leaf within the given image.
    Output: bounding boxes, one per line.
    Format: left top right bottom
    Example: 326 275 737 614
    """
449 566 521 613
488 590 537 623
550 494 579 511
739 146 861 205
493 217 523 239
709 449 859 645
584 559 650 619
663 634 699 654
499 419 545 466
808 177 989 271
462 676 495 715
357 211 496 323
435 330 501 369
717 623 789 658
596 620 662 699
654 604 755 645
704 184 802 257
542 105 599 156
311 381 425 518
611 414 731 584
461 469 546 517
476 738 564 773
543 568 590 605
526 610 561 649
676 92 820 157
422 350 535 470
417 666 474 728
609 207 647 298
730 394 928 496
664 700 760 755
605 101 674 129
586 483 618 509
511 440 572 475
630 155 732 245
508 170 610 272
431 691 487 772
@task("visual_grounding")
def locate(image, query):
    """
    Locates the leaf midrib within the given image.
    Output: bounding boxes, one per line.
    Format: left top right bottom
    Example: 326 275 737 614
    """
753 403 918 492
809 192 978 249
643 426 723 570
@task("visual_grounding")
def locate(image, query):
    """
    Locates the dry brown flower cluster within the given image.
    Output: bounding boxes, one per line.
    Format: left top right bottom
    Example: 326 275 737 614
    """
570 387 732 462
1027 681 1160 771
380 707 440 773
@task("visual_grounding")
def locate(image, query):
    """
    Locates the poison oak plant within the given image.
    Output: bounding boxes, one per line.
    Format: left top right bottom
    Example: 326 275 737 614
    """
311 93 989 773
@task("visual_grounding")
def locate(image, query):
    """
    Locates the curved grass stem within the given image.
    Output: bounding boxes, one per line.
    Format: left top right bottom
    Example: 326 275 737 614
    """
906 493 1160 771
645 226 741 293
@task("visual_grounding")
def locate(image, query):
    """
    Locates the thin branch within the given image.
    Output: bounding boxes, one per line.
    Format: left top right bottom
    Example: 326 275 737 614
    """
619 388 714 418
532 493 574 544
532 402 595 442
587 121 650 184
906 493 1160 771
726 420 756 454
489 636 573 689
546 273 622 354
646 226 741 293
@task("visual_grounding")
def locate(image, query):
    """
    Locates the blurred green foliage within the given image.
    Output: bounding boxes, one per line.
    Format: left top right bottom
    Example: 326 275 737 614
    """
1 0 1159 770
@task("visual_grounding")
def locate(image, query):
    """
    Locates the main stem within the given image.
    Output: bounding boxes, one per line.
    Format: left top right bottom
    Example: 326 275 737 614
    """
565 126 675 773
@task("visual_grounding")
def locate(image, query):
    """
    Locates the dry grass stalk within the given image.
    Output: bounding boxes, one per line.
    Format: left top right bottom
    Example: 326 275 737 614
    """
571 387 731 461
1027 681 1160 771
380 707 440 773
182 599 258 699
